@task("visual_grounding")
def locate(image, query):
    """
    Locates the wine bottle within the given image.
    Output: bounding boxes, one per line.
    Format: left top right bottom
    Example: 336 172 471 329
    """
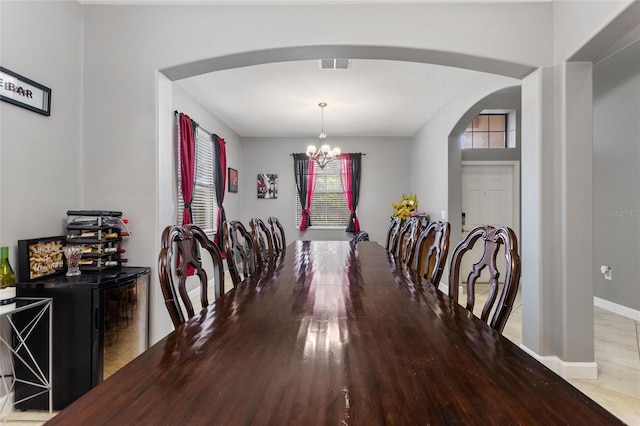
103 247 125 254
104 258 128 267
0 247 16 306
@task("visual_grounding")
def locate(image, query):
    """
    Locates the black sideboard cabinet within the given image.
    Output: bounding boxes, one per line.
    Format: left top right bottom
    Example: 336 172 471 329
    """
15 266 150 410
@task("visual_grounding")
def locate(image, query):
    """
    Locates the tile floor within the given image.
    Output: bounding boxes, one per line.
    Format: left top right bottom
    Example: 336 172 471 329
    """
490 285 640 426
8 280 640 425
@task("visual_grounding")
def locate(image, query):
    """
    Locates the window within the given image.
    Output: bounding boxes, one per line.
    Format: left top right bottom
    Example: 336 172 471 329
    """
178 128 218 233
295 160 350 227
462 113 507 149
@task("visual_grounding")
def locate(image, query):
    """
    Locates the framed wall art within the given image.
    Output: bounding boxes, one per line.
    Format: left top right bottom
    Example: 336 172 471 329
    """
257 174 278 199
0 66 51 116
228 168 238 193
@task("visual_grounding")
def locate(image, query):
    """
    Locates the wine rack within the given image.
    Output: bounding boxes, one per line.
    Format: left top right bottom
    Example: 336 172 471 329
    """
65 210 129 271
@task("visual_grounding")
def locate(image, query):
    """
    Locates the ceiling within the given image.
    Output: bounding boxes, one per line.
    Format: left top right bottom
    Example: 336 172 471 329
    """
83 0 545 139
83 0 552 4
159 0 546 139
174 58 482 138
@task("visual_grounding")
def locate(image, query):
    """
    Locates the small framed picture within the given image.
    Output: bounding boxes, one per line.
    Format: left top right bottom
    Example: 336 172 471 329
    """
257 174 278 199
228 168 238 193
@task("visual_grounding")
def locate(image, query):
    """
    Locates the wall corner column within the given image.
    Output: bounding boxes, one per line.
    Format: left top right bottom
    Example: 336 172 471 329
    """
559 61 595 365
521 67 556 357
521 63 596 379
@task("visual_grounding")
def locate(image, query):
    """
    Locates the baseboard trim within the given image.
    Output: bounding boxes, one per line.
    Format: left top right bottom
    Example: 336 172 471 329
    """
594 297 640 321
436 282 465 294
519 345 598 379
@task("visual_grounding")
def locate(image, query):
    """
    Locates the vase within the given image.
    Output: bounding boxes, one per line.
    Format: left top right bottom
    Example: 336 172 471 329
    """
63 245 83 276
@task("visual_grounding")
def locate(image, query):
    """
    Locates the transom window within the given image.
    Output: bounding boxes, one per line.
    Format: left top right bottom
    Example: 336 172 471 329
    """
462 113 507 149
295 160 350 227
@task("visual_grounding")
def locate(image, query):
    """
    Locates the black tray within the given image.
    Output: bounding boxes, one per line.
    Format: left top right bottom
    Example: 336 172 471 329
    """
66 210 122 217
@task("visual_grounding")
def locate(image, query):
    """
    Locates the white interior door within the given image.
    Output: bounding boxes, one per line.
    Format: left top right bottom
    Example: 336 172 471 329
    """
460 162 519 284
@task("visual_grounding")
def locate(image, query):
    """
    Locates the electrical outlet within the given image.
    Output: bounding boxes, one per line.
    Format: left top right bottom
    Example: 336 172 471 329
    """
600 265 612 281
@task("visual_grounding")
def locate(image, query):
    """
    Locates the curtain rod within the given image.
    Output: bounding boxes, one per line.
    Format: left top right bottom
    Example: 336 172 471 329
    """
290 153 366 156
174 110 224 143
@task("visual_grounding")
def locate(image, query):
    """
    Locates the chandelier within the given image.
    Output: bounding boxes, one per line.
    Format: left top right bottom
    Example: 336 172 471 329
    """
306 102 341 169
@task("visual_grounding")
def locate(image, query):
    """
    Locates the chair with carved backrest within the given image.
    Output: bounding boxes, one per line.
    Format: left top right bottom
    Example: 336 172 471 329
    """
394 217 419 262
222 220 258 287
384 217 402 253
268 216 286 259
397 218 420 267
411 221 451 287
250 218 275 270
157 224 225 329
447 225 521 334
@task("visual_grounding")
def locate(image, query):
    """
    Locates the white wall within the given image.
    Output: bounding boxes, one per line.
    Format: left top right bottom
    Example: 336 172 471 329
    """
0 1 83 270
241 137 411 245
593 31 640 311
554 0 637 62
0 0 83 402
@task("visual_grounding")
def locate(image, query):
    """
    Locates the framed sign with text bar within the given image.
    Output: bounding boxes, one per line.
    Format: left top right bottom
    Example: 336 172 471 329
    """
0 66 51 116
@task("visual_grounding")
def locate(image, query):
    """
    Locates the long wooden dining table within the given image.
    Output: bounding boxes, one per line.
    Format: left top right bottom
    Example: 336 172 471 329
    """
47 240 622 425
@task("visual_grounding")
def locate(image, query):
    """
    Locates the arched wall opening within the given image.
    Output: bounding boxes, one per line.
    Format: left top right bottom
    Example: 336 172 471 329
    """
157 47 531 340
447 86 522 257
160 45 536 82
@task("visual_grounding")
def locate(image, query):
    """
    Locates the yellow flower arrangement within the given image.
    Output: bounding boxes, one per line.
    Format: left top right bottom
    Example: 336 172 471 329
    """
391 193 425 220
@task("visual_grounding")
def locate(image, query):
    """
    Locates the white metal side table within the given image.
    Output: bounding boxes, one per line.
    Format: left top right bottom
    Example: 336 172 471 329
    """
0 297 52 423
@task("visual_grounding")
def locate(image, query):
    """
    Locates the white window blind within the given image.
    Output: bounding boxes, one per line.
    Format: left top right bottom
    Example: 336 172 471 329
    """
178 127 218 233
296 160 350 227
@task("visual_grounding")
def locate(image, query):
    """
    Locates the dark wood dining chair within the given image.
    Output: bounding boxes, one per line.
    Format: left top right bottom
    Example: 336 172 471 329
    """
268 216 286 258
448 225 521 334
250 217 275 269
158 224 225 329
384 217 402 252
394 217 419 262
397 217 420 266
411 220 451 286
222 220 257 287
